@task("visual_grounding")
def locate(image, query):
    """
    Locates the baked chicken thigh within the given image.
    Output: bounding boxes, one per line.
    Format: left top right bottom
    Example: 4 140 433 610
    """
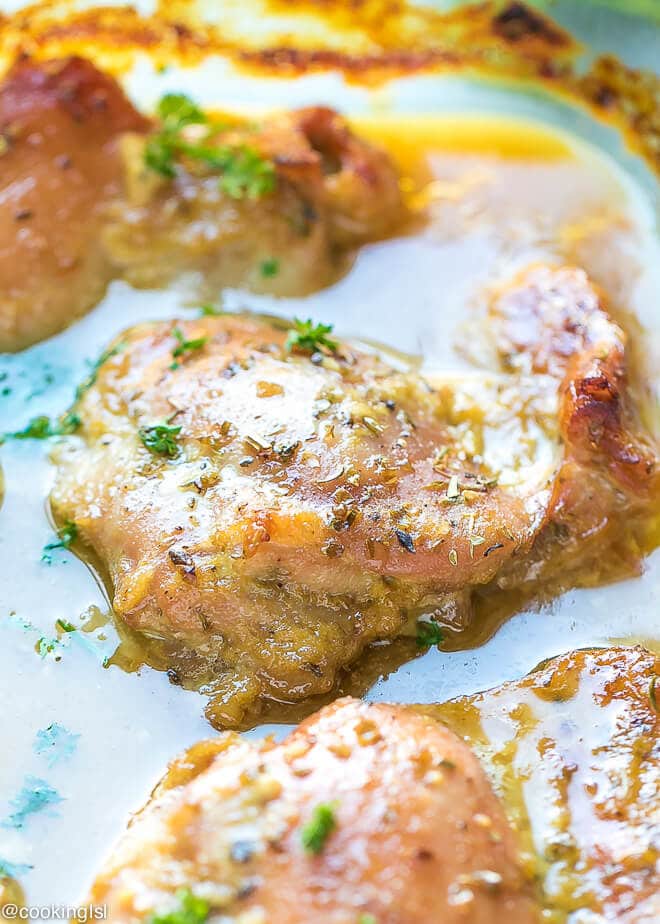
0 57 403 351
50 264 659 723
89 646 659 923
89 698 537 924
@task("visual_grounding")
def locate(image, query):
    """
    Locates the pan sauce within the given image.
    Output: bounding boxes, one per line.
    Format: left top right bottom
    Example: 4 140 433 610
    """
0 113 659 906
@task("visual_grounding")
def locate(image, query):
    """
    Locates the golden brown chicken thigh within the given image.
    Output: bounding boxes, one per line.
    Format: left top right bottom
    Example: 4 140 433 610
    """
89 698 538 923
50 264 658 723
89 646 659 923
104 103 405 295
0 57 403 351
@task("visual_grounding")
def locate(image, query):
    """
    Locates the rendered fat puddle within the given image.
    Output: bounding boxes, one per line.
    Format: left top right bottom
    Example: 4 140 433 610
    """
0 114 658 904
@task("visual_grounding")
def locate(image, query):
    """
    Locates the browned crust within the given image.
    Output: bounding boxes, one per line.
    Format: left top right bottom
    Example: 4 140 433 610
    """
489 264 658 498
0 54 150 133
1 2 657 174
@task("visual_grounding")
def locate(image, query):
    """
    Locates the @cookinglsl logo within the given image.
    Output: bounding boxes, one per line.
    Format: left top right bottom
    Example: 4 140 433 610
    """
2 907 106 922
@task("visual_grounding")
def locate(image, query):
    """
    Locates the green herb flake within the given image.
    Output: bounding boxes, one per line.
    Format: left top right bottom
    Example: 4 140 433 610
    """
149 888 210 924
2 777 63 829
301 802 338 855
59 412 82 433
144 134 178 179
358 916 377 924
650 676 658 713
197 303 225 318
3 411 80 443
42 521 78 564
144 94 275 200
218 145 276 200
145 93 209 179
157 93 207 129
34 723 80 768
139 423 182 458
260 257 280 278
416 620 444 649
170 328 208 369
11 415 53 440
286 319 338 355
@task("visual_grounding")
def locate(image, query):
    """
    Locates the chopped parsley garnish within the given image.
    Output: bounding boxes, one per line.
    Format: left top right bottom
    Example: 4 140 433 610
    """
650 676 658 713
36 620 76 657
145 93 208 179
60 412 82 432
260 257 280 278
145 93 276 199
149 888 210 924
144 136 177 179
359 916 377 924
42 521 78 564
139 423 182 458
4 412 80 442
170 327 208 369
10 415 52 440
286 318 338 355
34 723 80 768
416 620 444 649
197 303 225 317
2 777 63 829
158 93 207 129
300 802 338 855
217 145 276 200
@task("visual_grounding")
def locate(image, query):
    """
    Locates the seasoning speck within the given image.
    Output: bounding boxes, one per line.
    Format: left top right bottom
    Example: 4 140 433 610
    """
395 529 415 553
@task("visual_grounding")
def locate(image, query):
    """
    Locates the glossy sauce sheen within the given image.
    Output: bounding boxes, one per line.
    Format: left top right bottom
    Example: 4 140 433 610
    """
0 113 659 909
430 646 660 922
48 265 658 727
90 699 539 923
86 647 658 923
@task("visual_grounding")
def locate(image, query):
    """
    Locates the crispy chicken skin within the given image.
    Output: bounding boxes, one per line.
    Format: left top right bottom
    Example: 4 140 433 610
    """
89 698 537 923
50 264 658 723
0 56 403 351
435 646 660 923
102 104 404 294
0 57 150 352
